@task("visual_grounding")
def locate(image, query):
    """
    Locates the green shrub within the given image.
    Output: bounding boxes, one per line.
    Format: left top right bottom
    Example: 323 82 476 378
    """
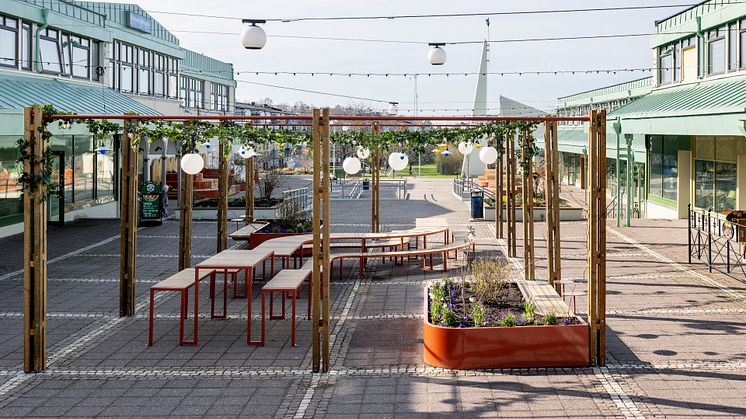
542 311 558 325
472 303 485 327
498 313 517 327
441 309 458 326
471 259 511 303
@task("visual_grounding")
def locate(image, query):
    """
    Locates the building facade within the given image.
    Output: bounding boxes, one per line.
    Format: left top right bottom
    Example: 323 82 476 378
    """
547 0 746 221
0 0 236 236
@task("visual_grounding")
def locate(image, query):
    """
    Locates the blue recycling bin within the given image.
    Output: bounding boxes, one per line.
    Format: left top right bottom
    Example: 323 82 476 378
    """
471 191 484 219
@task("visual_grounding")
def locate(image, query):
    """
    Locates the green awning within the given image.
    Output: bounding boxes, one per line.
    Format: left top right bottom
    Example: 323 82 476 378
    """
610 74 746 136
0 72 160 116
535 125 646 161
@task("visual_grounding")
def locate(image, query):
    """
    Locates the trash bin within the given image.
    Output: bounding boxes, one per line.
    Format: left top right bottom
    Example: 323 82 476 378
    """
362 179 370 190
471 191 484 219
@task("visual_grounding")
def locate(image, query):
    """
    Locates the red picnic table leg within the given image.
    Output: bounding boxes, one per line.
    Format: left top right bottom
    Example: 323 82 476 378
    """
148 289 155 346
247 268 263 346
291 289 297 346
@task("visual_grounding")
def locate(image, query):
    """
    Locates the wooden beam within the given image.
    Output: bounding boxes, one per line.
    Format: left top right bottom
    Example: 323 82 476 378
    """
496 138 503 239
119 125 138 317
178 169 193 271
23 106 47 373
506 130 518 257
217 142 228 253
321 108 331 372
311 109 322 373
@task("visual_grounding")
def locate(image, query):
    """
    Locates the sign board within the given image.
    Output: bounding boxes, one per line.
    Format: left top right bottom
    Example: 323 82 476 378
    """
140 181 161 222
126 11 153 34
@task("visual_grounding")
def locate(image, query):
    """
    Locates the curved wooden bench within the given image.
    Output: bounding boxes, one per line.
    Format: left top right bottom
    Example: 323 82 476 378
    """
330 240 475 279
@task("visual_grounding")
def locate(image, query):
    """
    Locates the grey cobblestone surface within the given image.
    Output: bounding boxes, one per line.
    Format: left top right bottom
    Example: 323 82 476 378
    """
1 179 746 417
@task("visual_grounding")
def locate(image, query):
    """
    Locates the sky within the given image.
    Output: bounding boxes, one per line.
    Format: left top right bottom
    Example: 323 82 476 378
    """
94 0 695 115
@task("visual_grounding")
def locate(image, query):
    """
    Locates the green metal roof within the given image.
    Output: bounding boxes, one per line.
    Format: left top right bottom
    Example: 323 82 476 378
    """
0 73 160 115
181 49 236 87
535 125 646 161
611 75 746 119
558 77 653 109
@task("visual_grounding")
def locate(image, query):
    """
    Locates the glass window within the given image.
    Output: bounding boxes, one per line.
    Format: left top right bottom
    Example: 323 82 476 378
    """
138 67 149 94
741 20 746 69
95 136 115 199
91 41 100 80
0 16 18 68
21 22 30 70
40 30 62 73
694 160 714 210
649 135 679 201
73 136 94 203
715 162 737 211
673 43 680 82
71 38 89 78
729 24 738 71
708 30 725 75
659 47 673 84
0 136 23 227
120 64 133 92
61 34 72 74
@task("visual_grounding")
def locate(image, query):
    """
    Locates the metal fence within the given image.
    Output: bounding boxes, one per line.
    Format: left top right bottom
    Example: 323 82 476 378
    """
453 178 494 201
283 187 311 211
688 205 746 278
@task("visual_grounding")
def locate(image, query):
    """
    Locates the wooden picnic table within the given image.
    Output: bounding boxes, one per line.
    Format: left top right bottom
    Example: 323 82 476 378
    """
193 249 275 345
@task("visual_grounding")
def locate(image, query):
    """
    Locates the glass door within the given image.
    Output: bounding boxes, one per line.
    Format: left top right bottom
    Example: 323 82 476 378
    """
48 151 65 225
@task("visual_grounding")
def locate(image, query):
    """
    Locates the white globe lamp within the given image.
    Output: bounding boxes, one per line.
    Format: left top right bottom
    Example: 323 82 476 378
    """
458 142 474 155
181 153 204 175
388 153 409 171
356 146 370 159
241 19 267 50
479 146 498 165
428 43 447 65
342 157 362 175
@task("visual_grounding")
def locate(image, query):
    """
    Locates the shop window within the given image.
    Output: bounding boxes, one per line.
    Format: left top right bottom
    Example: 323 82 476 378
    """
61 33 72 74
0 136 23 227
649 136 678 202
694 136 740 212
73 136 94 203
95 137 115 199
741 19 746 69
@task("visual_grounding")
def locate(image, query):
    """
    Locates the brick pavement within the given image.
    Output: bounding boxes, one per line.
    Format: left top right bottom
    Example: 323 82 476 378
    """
0 178 745 417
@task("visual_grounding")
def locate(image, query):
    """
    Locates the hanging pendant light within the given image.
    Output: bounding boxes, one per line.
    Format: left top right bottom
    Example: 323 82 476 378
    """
479 146 498 164
441 149 451 157
356 146 370 159
457 142 474 155
342 157 362 174
241 19 267 50
428 43 447 65
388 152 408 171
181 153 204 175
387 102 399 116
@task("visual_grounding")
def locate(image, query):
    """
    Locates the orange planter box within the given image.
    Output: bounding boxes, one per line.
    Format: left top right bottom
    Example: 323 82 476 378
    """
423 291 590 369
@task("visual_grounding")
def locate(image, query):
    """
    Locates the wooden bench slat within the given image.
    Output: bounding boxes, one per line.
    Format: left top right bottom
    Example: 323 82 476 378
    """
152 268 212 290
263 269 312 290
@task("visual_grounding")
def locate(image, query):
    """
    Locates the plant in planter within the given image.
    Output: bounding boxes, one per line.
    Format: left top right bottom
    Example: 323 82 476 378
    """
248 200 313 248
423 259 590 369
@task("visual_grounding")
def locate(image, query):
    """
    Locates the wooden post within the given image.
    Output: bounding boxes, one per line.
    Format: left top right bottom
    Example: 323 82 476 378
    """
119 124 138 317
506 130 518 257
545 121 562 290
522 130 535 280
370 123 381 233
178 167 193 271
245 156 254 223
23 106 47 373
217 142 228 252
320 108 331 372
587 109 607 366
311 109 322 372
496 137 504 239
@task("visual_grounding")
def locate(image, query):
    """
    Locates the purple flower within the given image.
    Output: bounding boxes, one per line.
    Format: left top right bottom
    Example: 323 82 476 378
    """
517 319 525 326
564 319 571 326
457 323 464 328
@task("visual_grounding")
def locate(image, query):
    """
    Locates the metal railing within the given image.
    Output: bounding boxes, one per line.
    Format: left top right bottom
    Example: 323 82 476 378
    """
331 178 407 199
283 187 310 210
453 178 495 201
688 205 746 278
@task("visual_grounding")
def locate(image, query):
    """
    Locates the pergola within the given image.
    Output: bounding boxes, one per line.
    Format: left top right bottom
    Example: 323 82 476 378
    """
21 107 606 373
